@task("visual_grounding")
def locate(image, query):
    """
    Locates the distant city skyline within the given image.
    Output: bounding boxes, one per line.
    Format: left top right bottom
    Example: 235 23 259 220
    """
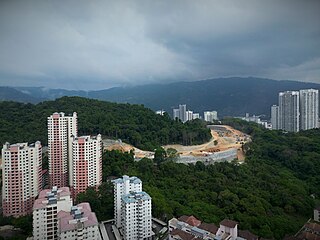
0 1 319 90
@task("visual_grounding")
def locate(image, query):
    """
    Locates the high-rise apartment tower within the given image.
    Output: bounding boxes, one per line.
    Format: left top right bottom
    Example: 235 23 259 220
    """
300 89 319 130
2 142 42 217
279 91 300 132
112 175 142 229
48 112 77 188
71 135 102 198
271 105 279 130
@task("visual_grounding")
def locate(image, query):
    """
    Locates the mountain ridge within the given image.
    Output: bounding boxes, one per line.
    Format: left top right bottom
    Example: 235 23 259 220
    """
2 77 320 117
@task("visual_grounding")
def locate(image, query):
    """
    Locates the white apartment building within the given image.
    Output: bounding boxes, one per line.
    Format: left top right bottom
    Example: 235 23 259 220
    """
186 110 193 121
193 113 200 119
48 112 77 188
300 89 319 130
71 135 102 198
58 202 101 240
173 109 180 120
121 191 154 240
2 141 42 217
204 111 218 122
33 187 73 240
112 175 142 228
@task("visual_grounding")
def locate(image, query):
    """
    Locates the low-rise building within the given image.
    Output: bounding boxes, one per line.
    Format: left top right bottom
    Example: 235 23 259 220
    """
169 216 217 240
169 216 258 240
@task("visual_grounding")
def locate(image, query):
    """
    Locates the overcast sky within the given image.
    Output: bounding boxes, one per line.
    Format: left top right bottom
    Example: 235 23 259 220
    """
0 0 319 90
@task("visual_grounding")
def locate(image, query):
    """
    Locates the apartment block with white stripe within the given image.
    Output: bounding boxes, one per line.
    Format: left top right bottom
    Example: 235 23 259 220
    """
70 134 102 198
2 141 42 217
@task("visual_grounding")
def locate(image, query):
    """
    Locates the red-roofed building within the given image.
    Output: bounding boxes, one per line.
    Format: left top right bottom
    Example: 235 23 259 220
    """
215 219 239 240
58 202 100 239
170 228 197 240
198 222 218 235
178 215 201 227
169 215 258 240
169 216 216 240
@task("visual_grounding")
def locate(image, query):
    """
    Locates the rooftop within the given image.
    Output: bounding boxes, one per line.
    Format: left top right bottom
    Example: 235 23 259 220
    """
112 175 142 184
58 202 99 233
178 215 201 227
121 191 151 203
220 219 238 228
198 222 218 234
170 228 198 240
33 187 71 210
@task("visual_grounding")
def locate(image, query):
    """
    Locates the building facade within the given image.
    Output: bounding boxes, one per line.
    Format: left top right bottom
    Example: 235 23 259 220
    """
71 135 102 198
33 187 73 240
186 110 193 121
58 202 101 240
121 191 153 240
179 104 187 123
173 109 180 120
279 91 300 132
192 113 200 119
299 89 319 130
204 111 218 122
2 141 42 217
112 175 142 228
271 105 279 130
48 112 77 188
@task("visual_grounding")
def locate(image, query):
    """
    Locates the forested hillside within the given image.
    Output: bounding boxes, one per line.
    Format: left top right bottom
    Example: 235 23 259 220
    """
0 97 210 150
78 119 319 239
5 77 320 117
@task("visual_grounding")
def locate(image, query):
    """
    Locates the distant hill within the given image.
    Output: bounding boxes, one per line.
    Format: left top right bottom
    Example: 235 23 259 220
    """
3 77 320 117
0 86 41 103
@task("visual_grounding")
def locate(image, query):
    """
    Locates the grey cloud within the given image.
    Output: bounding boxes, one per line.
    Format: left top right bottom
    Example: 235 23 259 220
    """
0 0 319 89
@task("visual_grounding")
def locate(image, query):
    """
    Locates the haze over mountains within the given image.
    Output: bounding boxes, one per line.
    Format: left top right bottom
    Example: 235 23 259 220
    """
1 77 320 118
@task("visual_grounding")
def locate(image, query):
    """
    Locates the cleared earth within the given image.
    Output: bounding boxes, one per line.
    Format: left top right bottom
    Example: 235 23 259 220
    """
103 125 250 161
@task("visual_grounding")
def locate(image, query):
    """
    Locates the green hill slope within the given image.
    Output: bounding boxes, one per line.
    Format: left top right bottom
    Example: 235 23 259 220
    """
0 97 211 150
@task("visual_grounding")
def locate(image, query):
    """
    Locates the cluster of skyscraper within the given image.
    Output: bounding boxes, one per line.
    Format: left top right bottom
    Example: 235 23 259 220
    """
1 112 102 238
47 112 102 195
271 89 319 132
2 110 158 239
173 104 218 123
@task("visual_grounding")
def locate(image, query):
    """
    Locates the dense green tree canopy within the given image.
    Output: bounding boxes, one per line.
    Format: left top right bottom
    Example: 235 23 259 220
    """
81 119 319 239
0 97 211 150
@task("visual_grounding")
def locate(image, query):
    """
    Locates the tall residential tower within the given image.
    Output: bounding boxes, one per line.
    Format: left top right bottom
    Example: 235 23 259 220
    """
48 112 77 188
112 175 142 229
71 135 102 198
271 105 279 130
2 142 42 217
300 89 319 130
279 91 300 132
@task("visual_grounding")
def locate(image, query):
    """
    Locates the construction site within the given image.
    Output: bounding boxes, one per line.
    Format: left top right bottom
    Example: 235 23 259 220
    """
103 125 250 164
